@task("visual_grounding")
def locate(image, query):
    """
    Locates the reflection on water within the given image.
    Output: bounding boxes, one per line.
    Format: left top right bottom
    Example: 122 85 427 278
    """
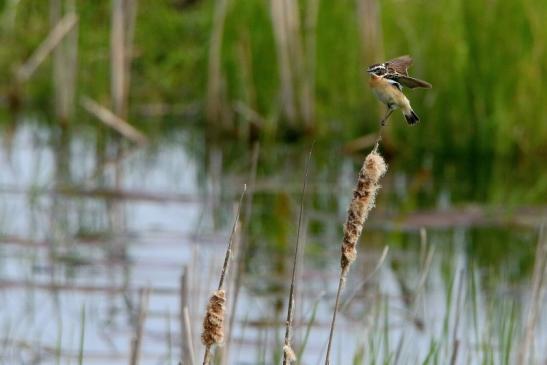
0 122 545 364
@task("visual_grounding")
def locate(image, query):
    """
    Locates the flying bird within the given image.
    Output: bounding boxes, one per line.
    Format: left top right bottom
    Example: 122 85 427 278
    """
367 55 431 125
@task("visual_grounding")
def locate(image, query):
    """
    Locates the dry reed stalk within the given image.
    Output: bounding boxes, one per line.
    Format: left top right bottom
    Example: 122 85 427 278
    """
270 0 296 123
183 306 197 365
49 0 64 114
270 0 315 128
324 146 387 365
357 0 385 119
301 0 319 129
201 185 246 365
282 145 313 364
283 0 306 128
129 287 150 365
123 0 137 103
449 269 465 365
111 0 125 118
225 142 259 360
50 0 78 122
63 0 78 120
81 96 148 144
218 220 241 365
180 267 194 365
357 0 384 69
111 0 138 119
236 32 257 117
517 225 546 365
16 12 78 82
206 0 230 128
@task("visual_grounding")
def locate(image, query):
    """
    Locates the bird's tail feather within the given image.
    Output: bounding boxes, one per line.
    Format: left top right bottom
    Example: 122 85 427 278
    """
404 109 420 125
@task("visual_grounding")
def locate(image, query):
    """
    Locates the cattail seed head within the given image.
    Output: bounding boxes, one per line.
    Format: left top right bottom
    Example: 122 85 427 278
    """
341 151 387 276
283 344 297 362
201 290 226 346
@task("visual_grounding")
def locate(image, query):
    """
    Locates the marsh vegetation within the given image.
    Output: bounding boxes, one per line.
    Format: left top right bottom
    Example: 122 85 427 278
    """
0 0 546 364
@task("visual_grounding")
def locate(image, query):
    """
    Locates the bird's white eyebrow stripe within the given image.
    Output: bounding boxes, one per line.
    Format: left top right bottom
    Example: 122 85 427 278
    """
368 64 386 71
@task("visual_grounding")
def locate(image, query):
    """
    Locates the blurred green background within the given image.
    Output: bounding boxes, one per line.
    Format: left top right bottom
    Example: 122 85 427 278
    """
2 0 546 154
1 0 546 215
1 0 546 214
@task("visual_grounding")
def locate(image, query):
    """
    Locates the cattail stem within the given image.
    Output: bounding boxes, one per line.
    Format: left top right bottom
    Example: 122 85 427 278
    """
225 142 259 365
282 143 314 364
201 185 246 365
202 347 212 365
325 276 344 365
324 148 387 365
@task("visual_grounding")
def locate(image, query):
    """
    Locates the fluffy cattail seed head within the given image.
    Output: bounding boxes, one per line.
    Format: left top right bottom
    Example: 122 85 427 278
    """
201 290 226 346
283 344 297 363
341 151 387 276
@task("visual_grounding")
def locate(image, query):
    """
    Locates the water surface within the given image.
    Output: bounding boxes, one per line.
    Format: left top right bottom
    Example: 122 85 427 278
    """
0 120 545 364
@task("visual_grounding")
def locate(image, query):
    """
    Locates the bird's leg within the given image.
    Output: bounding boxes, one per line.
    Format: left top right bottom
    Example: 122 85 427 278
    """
379 108 394 126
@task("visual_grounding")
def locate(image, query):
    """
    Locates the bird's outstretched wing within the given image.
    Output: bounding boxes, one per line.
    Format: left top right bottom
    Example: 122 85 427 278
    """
385 73 432 89
386 78 403 91
385 55 413 76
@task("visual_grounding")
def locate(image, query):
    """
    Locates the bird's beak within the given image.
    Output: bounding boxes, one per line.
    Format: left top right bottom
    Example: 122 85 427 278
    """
366 68 373 74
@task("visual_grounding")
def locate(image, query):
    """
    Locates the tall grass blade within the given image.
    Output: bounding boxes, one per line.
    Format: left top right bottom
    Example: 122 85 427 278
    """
282 143 313 364
78 304 85 365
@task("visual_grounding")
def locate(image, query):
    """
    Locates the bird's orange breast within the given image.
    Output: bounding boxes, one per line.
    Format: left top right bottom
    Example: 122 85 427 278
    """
368 75 410 111
368 75 383 88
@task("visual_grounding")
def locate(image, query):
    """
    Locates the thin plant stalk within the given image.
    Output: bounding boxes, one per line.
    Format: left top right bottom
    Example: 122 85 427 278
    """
449 269 465 365
517 224 546 364
166 309 173 365
129 287 150 365
282 144 314 364
184 306 196 365
78 304 85 365
180 266 193 364
227 142 259 360
201 185 247 365
218 219 241 365
111 0 137 119
16 12 78 82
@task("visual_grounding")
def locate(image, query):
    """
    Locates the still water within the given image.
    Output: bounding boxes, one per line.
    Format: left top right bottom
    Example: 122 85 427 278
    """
0 122 545 364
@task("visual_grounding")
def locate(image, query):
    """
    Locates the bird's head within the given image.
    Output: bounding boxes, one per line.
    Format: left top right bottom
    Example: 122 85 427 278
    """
367 64 387 77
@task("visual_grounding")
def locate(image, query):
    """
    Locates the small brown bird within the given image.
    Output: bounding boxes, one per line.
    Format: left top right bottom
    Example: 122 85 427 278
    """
367 55 431 125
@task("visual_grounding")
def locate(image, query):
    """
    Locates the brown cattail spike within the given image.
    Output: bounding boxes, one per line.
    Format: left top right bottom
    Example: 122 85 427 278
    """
201 290 226 346
341 151 387 276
